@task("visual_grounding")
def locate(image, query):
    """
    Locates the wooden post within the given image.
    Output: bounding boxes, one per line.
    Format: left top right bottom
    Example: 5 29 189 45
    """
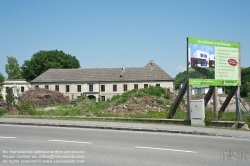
213 86 218 120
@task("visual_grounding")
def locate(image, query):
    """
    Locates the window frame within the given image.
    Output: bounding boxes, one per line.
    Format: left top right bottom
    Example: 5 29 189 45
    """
134 84 138 90
101 85 105 92
66 85 70 92
55 85 59 91
113 84 117 92
101 96 105 101
21 86 25 92
89 85 93 92
77 85 81 92
123 84 127 91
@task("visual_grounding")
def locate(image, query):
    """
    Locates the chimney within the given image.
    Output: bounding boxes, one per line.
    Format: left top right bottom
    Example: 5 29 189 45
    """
150 60 154 66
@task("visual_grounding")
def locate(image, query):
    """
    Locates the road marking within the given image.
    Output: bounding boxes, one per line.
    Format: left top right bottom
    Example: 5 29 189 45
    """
135 146 197 153
0 136 17 139
49 139 92 144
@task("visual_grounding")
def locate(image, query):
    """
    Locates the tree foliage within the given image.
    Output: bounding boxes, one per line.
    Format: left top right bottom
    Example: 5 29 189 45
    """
191 66 214 79
21 50 81 81
175 71 187 90
0 73 5 99
241 67 250 97
6 87 14 110
5 56 22 79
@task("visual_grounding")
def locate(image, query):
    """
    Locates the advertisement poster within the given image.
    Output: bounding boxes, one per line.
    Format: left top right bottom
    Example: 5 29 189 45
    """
188 37 240 86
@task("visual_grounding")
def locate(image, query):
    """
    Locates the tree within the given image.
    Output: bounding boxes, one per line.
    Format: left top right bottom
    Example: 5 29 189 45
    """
5 56 22 79
240 67 250 97
21 50 81 81
0 73 5 100
175 71 187 90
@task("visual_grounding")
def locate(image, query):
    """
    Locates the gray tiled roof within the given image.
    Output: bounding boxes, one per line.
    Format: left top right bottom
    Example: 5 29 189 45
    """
31 60 174 83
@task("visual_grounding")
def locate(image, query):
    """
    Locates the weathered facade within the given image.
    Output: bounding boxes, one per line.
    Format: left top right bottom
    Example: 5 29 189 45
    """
1 79 31 101
30 60 175 101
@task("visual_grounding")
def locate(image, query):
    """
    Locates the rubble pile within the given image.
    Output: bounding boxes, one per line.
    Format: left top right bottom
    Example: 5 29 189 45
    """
99 89 186 115
104 97 169 114
19 88 70 107
0 99 6 107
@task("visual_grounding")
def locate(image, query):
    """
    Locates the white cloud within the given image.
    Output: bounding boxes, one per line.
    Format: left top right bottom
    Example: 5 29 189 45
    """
176 65 186 72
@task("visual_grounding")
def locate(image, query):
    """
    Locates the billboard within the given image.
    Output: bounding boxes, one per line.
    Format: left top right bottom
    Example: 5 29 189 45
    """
188 37 240 86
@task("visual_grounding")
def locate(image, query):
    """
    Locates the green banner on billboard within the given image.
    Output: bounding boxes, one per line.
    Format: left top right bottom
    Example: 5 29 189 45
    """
188 37 240 86
189 79 239 86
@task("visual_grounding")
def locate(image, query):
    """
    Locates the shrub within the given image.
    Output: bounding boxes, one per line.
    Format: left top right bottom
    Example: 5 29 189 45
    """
0 107 7 116
155 98 164 105
204 108 214 126
19 101 37 115
110 94 121 102
77 95 86 102
164 93 170 99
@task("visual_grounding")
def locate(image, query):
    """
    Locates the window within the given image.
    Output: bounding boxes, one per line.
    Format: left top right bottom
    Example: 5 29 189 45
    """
45 85 49 89
200 53 207 58
89 85 93 92
123 84 127 91
101 96 105 101
134 84 138 90
101 85 105 92
113 85 117 92
77 85 81 92
201 61 207 66
66 85 70 92
144 84 148 88
35 85 39 89
194 60 197 66
156 84 160 87
21 86 24 92
55 85 59 91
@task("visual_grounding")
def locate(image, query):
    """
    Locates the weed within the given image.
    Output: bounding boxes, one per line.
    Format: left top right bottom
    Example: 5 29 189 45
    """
19 101 38 115
0 107 7 116
204 108 214 126
164 93 171 99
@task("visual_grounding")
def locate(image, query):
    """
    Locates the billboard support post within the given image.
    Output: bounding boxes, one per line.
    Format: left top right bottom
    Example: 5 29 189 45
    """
186 38 191 120
213 86 218 120
235 88 242 121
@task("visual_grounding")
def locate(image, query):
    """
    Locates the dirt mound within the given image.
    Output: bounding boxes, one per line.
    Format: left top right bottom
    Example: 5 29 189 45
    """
98 88 186 115
19 88 70 107
0 99 20 115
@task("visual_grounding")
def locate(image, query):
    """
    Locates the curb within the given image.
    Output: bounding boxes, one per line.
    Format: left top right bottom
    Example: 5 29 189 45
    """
1 121 248 139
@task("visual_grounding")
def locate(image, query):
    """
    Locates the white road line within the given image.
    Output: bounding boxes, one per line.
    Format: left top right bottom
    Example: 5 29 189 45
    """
135 146 197 153
49 139 92 144
0 136 17 139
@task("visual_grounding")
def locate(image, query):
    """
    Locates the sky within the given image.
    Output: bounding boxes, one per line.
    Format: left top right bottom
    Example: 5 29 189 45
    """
189 45 215 57
1 0 249 79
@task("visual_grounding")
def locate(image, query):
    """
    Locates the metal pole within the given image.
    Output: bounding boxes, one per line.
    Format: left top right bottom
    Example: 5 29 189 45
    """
186 38 191 120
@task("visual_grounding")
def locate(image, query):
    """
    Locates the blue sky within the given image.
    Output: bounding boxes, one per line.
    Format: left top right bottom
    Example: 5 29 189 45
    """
1 0 249 78
189 44 215 57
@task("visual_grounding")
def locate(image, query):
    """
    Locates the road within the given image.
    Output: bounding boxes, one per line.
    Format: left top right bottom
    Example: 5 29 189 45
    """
0 124 249 166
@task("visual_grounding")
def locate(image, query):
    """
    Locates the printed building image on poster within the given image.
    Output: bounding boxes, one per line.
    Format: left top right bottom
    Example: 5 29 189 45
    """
188 37 240 86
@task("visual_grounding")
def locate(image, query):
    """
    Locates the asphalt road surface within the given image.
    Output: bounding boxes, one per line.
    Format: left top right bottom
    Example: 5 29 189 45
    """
0 124 249 166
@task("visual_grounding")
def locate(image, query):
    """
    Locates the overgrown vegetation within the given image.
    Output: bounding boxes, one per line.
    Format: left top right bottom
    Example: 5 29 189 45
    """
2 85 250 128
0 107 7 116
3 86 180 118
